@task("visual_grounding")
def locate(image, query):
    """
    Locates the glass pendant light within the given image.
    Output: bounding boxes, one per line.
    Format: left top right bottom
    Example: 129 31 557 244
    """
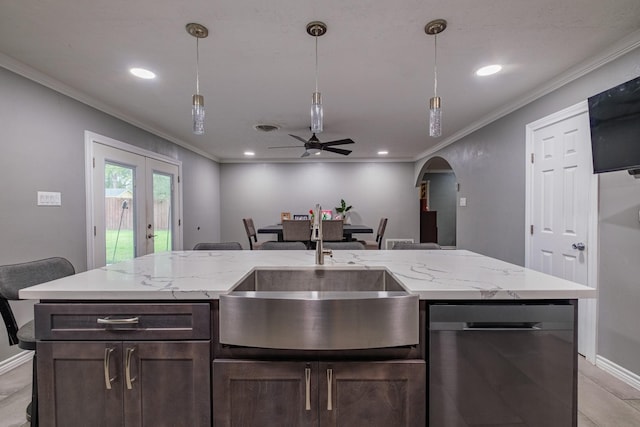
307 21 327 134
186 23 208 135
425 19 447 138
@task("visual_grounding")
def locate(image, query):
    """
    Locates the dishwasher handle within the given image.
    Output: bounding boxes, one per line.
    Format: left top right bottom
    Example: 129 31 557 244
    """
463 322 541 331
430 304 574 331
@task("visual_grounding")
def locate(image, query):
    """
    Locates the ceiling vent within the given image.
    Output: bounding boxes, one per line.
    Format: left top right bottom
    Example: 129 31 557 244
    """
254 124 280 132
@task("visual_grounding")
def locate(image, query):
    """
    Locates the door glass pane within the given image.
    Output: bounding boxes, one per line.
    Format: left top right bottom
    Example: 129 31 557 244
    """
152 172 173 253
105 162 135 264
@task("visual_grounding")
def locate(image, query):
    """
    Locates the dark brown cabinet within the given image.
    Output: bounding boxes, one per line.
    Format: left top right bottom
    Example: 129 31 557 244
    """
213 359 426 427
420 210 438 243
38 341 210 427
35 303 211 427
319 361 426 427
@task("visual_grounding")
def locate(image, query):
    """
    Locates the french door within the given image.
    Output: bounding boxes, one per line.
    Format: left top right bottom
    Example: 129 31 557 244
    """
86 132 182 268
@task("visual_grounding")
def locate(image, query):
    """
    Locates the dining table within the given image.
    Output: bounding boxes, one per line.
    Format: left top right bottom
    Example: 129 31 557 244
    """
257 223 374 242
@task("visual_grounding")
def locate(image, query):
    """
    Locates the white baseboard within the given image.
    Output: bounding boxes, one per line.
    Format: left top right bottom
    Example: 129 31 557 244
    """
0 350 33 376
596 355 640 392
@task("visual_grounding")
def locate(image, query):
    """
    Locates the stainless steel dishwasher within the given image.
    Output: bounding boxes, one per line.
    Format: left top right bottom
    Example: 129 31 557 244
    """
429 302 577 427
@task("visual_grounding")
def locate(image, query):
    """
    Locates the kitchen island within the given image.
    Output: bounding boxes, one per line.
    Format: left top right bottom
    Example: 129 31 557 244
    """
20 250 595 427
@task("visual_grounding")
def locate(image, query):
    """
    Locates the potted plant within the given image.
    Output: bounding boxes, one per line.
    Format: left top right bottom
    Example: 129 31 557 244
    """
335 199 352 223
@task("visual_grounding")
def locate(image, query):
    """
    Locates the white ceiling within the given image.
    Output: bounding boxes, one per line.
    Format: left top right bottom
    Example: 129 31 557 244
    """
1 1 639 162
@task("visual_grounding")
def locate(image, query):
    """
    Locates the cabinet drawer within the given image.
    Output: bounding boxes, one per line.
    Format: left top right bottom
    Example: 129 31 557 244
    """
35 303 211 340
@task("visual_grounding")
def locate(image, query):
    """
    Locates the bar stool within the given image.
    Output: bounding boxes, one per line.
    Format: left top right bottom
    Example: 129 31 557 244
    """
0 257 75 426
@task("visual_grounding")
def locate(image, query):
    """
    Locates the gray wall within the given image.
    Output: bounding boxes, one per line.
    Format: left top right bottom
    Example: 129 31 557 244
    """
424 172 457 247
598 172 640 375
219 162 419 248
421 47 640 377
0 67 221 361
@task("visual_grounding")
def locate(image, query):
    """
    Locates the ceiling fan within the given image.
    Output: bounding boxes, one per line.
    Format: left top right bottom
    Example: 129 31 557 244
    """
268 133 355 157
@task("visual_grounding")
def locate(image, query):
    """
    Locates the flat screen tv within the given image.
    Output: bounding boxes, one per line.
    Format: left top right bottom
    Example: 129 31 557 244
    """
588 75 640 174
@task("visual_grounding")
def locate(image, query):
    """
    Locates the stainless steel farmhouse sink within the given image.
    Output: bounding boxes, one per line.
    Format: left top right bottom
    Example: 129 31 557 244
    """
219 267 419 350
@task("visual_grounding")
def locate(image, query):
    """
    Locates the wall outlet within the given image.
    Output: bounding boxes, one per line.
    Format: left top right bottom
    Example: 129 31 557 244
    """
459 197 467 207
37 191 62 206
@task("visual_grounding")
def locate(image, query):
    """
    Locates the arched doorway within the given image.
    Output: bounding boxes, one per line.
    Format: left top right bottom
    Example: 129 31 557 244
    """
417 157 457 248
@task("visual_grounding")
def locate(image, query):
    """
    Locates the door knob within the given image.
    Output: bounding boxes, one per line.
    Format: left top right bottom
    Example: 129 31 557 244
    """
572 242 585 251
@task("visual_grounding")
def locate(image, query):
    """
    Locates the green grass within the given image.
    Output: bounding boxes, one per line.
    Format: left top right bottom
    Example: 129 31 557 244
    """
106 229 171 264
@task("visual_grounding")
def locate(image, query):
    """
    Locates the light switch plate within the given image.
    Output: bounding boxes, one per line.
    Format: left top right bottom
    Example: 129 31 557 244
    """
37 191 62 206
459 197 467 207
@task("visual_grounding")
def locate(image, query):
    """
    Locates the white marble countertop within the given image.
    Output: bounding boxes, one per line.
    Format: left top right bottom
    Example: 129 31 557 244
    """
19 250 597 300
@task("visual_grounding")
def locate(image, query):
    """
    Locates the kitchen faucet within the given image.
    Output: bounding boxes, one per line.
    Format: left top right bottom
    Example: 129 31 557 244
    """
312 204 332 265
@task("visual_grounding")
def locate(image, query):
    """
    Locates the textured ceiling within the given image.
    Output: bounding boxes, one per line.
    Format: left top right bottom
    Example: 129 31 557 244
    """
1 0 639 162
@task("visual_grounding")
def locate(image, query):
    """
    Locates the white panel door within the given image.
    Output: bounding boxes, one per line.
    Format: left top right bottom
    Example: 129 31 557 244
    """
528 104 595 358
531 113 590 281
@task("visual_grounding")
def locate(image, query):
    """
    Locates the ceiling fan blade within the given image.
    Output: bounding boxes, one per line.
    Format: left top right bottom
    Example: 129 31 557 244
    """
268 145 304 149
301 150 310 158
323 146 352 156
321 138 355 147
289 134 309 144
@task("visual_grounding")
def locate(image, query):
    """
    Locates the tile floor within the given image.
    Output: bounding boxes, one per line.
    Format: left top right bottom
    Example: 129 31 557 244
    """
0 356 639 426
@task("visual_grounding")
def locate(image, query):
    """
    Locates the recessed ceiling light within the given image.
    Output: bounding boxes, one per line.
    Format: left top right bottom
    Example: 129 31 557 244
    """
475 64 502 77
244 151 255 156
378 150 389 155
129 68 156 79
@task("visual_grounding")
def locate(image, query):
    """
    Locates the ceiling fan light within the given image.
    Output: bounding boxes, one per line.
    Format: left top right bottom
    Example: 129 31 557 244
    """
311 91 323 134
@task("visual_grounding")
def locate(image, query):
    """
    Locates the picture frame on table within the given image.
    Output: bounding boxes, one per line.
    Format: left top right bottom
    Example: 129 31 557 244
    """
293 214 309 220
280 212 291 221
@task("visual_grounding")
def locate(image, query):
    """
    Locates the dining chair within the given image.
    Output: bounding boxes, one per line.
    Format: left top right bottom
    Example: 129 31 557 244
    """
323 241 365 250
193 242 243 250
392 242 441 250
359 217 388 249
242 218 263 250
260 241 307 250
282 220 311 248
0 257 76 426
321 220 344 242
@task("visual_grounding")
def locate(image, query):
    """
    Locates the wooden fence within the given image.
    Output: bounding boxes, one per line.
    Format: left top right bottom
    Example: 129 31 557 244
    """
105 198 171 230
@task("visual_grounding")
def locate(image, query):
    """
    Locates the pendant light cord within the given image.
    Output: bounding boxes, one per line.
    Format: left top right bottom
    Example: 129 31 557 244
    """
196 37 200 95
433 33 438 98
315 35 319 92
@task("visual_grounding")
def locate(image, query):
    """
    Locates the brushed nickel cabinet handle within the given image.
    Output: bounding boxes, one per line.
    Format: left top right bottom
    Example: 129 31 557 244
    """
327 368 333 411
103 347 116 390
125 347 137 390
305 367 311 411
97 316 139 325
